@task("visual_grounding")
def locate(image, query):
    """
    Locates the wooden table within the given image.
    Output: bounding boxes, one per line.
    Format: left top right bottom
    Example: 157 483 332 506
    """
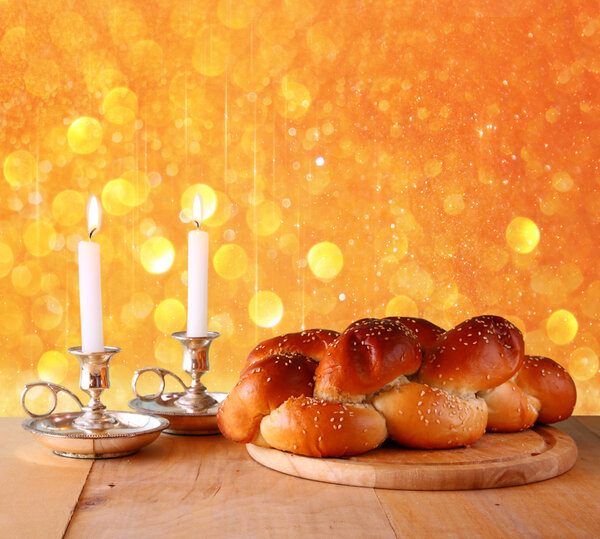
2 416 599 538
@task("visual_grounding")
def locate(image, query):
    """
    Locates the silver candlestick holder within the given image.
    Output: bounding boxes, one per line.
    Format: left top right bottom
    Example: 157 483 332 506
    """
21 346 169 459
129 331 226 435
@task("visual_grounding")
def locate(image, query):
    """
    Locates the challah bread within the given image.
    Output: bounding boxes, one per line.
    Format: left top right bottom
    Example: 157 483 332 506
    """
478 355 577 431
314 318 422 403
245 328 339 368
260 396 388 457
478 381 539 432
218 315 578 457
384 317 445 355
372 382 487 448
417 315 525 395
216 353 316 444
515 355 577 424
375 315 523 445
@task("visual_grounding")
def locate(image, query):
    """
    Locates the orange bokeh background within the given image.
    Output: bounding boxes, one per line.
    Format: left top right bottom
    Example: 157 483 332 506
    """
1 1 599 416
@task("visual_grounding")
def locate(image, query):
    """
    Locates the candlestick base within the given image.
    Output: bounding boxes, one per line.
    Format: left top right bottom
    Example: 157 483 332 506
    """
22 410 169 459
21 347 169 458
129 331 226 435
129 392 226 435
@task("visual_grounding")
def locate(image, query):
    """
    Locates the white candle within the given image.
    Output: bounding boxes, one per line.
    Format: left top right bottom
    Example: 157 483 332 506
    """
187 194 208 337
78 195 104 353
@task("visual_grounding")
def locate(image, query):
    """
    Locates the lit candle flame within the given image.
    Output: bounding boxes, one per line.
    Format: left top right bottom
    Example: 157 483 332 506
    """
193 194 203 229
87 194 101 239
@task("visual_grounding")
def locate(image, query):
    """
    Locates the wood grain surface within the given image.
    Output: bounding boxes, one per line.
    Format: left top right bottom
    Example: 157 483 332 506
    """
3 417 600 538
375 419 600 538
0 418 92 539
65 434 394 538
246 426 577 490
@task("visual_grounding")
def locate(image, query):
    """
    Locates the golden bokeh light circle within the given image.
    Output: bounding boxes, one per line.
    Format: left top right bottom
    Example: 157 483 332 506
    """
278 76 311 119
307 241 344 281
568 347 599 381
31 295 63 331
154 336 181 364
102 178 135 216
385 295 419 317
209 312 235 339
37 350 69 384
249 291 284 328
120 170 151 207
546 309 578 345
154 298 186 335
23 220 57 257
120 302 140 328
11 262 42 297
140 237 175 274
424 159 442 178
213 244 249 280
443 194 465 215
246 200 282 237
551 172 574 193
131 292 154 319
505 217 540 254
67 117 103 154
3 150 36 188
102 87 138 125
51 190 85 227
278 233 299 256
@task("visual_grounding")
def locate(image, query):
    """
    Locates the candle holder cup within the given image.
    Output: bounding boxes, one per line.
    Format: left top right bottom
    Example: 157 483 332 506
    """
129 331 226 435
21 346 169 459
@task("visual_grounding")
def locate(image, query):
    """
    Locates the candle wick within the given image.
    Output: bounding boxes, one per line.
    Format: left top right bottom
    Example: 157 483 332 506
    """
89 228 96 239
194 220 200 229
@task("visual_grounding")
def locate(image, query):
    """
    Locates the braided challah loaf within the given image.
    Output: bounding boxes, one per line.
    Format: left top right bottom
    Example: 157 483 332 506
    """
217 352 317 445
314 318 422 404
480 354 577 432
384 316 445 355
372 315 524 448
260 397 388 457
245 329 339 368
217 316 577 457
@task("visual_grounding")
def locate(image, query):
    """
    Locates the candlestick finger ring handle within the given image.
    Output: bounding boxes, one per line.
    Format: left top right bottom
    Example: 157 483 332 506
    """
131 367 187 402
21 382 84 418
128 331 225 435
22 344 169 459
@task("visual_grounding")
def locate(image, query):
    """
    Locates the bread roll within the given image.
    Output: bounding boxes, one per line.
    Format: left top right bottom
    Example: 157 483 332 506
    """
219 316 577 457
245 329 339 368
384 317 445 355
314 318 421 403
515 355 577 424
478 381 539 432
260 396 388 457
217 353 316 444
372 382 487 448
418 315 524 395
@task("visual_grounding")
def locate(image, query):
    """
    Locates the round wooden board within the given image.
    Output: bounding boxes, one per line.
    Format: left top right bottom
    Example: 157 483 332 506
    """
246 425 577 490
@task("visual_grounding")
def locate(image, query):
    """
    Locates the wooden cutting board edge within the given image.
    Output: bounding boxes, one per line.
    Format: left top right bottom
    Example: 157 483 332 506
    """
246 425 578 491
